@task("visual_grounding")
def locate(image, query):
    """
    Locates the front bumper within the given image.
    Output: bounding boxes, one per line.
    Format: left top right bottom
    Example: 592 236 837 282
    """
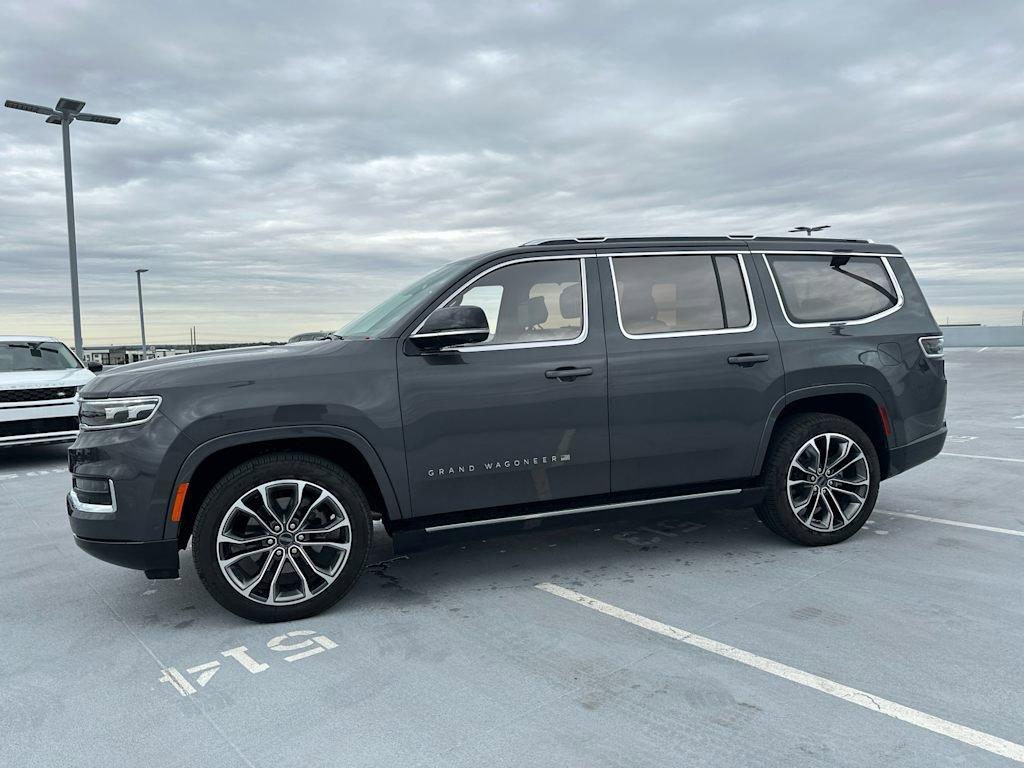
887 425 946 477
0 401 79 447
72 533 180 578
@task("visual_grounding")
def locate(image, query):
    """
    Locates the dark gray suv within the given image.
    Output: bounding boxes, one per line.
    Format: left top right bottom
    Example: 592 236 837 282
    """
67 235 947 621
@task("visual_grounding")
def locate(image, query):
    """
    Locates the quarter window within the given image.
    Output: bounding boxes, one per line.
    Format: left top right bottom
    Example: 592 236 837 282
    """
611 254 752 335
767 254 898 323
445 259 584 346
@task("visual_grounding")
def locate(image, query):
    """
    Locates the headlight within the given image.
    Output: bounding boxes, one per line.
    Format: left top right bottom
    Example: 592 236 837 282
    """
79 396 162 429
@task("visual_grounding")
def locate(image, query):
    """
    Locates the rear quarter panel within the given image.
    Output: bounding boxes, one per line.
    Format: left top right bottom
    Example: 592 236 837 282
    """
752 251 946 448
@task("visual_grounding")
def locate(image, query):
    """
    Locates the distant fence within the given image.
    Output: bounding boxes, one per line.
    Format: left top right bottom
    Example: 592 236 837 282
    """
941 325 1024 347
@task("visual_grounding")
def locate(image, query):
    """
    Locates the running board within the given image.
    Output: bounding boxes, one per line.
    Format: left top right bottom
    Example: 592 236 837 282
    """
392 487 761 554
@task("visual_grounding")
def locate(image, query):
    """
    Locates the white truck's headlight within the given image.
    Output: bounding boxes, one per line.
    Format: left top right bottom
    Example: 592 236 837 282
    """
79 396 162 429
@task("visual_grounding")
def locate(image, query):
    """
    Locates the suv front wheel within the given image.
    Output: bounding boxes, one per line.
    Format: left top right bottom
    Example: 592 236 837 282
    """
756 413 880 546
192 452 372 622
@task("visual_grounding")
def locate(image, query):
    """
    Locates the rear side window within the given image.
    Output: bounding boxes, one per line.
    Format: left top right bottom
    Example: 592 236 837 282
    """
611 254 752 335
766 254 899 324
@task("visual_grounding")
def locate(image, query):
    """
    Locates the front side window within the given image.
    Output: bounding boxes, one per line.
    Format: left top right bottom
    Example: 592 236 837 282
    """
0 341 81 372
767 254 898 324
612 254 752 335
445 259 584 347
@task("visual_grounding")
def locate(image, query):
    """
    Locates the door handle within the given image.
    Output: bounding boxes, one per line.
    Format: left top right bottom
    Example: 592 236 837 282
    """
545 366 593 381
727 354 770 367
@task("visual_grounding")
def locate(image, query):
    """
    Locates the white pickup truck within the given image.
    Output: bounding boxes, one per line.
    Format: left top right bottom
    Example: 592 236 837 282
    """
0 336 100 448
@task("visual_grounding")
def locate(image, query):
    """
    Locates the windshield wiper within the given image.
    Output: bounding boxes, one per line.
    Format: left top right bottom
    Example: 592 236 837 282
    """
326 332 345 340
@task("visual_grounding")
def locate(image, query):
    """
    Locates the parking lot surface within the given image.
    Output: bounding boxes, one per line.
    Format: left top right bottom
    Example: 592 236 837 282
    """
2 348 1022 767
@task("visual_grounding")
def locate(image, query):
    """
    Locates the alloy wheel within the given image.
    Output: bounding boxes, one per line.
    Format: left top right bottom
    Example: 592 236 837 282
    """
216 479 351 604
786 432 870 532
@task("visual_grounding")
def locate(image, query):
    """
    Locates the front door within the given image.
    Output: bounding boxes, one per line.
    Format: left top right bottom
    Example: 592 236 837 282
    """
399 254 610 518
600 249 786 492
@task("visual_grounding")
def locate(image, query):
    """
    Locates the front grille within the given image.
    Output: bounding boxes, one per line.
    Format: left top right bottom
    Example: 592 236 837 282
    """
0 416 79 438
0 386 79 403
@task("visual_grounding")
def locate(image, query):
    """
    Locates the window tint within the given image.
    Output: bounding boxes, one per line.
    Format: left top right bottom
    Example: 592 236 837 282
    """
612 255 751 335
447 259 583 346
767 255 898 323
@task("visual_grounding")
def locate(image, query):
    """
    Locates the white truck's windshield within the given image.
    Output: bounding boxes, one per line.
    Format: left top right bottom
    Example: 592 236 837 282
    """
0 341 81 372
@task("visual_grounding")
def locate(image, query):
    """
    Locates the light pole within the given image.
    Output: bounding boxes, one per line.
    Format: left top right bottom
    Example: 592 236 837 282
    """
135 269 149 360
4 97 120 358
789 225 831 237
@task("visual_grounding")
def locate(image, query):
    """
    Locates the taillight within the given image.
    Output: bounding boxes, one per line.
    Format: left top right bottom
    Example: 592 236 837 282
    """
918 336 944 359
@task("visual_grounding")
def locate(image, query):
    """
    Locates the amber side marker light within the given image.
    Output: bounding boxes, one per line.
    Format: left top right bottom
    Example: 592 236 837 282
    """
170 482 189 522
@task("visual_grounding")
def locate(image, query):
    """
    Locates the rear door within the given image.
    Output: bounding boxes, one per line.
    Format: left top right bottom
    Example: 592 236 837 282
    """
600 247 786 491
398 253 610 518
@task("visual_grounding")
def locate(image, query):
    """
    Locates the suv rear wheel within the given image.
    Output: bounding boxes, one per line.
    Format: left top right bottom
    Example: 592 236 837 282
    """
756 413 880 546
192 452 372 622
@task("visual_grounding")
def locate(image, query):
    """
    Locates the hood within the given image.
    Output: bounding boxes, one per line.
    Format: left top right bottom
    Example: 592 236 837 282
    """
81 341 341 398
0 367 94 390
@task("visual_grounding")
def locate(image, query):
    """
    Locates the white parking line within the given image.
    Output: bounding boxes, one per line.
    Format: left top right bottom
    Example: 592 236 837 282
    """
878 511 1024 538
535 583 1024 764
941 452 1024 464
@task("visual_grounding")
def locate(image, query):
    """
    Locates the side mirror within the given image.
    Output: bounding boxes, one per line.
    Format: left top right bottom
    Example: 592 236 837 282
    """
411 306 489 351
87 361 103 373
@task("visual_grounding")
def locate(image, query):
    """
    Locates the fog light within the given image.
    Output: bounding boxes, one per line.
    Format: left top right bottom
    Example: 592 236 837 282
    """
918 336 944 358
72 476 113 506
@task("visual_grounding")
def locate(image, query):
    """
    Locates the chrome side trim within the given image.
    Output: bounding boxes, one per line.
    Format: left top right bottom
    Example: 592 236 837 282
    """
68 480 117 515
607 252 758 339
760 254 905 329
410 256 590 353
423 489 742 533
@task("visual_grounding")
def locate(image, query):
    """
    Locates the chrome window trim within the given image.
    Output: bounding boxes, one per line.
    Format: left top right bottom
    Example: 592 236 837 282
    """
411 255 589 353
411 328 490 339
607 252 758 340
760 253 905 328
756 249 899 257
424 488 742 532
79 395 163 431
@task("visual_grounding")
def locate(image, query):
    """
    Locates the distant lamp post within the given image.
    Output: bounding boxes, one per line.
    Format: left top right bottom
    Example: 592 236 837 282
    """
135 269 149 360
4 97 121 358
789 225 831 237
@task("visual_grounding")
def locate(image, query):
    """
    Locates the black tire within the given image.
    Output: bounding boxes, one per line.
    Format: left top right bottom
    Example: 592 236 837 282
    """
755 413 880 546
192 452 372 622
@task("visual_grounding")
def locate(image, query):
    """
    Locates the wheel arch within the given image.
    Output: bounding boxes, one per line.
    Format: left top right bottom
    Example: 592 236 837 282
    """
753 385 893 480
165 426 404 547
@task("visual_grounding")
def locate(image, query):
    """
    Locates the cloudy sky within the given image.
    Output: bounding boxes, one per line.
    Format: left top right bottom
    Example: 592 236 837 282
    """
1 1 1022 345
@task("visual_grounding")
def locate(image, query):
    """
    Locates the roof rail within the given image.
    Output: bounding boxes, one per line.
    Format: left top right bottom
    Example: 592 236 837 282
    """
520 236 608 246
520 235 874 247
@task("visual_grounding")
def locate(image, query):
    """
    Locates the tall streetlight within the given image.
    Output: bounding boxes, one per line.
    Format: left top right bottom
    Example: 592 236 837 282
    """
4 97 120 358
789 225 831 237
135 269 150 361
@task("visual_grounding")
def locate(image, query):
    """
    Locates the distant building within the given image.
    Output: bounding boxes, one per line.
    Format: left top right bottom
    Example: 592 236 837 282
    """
83 346 190 366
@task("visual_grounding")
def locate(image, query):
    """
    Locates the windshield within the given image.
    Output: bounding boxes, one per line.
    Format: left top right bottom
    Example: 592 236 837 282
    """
339 258 473 338
0 341 82 372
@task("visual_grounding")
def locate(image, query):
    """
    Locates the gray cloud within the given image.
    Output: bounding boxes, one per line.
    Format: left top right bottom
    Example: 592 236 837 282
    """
1 0 1022 344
